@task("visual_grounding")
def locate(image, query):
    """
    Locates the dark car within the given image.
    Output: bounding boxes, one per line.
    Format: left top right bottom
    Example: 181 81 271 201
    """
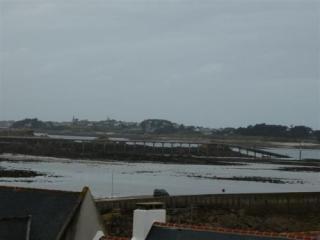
153 189 170 197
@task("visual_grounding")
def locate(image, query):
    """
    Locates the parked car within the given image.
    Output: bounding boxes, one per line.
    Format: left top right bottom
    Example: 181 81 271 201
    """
153 189 170 197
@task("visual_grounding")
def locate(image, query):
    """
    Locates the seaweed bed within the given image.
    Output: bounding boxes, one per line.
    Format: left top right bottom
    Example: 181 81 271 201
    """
0 167 45 178
277 166 320 172
185 173 304 184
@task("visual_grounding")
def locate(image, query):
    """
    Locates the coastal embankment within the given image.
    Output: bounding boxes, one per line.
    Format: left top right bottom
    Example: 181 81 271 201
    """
0 136 292 165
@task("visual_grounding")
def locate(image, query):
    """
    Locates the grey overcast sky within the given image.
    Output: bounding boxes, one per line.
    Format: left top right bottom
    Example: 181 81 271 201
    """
0 0 319 128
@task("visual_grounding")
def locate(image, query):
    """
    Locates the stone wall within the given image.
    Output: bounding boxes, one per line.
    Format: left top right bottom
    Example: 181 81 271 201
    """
97 192 320 236
96 192 320 213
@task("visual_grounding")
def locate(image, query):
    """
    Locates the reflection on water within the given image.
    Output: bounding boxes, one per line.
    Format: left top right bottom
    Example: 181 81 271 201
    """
34 133 97 141
1 154 320 198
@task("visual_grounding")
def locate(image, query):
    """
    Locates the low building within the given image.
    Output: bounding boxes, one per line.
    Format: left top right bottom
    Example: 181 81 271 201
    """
0 186 106 240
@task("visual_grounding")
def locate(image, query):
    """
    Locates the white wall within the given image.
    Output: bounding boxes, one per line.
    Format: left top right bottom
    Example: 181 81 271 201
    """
63 189 106 240
132 209 166 240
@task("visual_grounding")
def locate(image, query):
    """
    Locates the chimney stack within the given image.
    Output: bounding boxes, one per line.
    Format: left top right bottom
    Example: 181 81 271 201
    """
131 209 166 240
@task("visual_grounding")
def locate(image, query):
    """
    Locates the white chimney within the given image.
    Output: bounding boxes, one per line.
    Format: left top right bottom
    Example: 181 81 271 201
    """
131 209 166 240
92 231 104 240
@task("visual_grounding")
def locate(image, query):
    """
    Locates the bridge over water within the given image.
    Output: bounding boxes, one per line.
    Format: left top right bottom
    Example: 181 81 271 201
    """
98 138 289 158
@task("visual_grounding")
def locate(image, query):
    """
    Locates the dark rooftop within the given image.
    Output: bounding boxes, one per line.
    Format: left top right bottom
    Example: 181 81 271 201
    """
147 226 288 240
0 186 86 240
146 223 319 240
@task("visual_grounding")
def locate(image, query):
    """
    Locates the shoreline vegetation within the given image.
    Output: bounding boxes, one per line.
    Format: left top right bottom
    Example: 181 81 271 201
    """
0 118 319 144
0 166 44 178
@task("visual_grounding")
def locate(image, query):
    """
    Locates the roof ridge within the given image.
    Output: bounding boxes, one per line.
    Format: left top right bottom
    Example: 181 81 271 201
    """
153 222 319 240
104 237 129 240
279 231 320 239
280 231 320 235
0 185 81 194
54 187 89 240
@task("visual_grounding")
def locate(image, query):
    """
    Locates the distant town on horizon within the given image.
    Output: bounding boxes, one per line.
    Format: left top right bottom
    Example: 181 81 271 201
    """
0 118 319 141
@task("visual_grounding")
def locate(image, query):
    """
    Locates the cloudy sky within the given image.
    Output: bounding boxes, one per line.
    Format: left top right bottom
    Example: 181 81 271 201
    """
0 0 319 128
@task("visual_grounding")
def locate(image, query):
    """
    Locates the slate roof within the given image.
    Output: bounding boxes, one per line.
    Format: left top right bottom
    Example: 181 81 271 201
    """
105 222 319 240
0 216 31 240
147 226 287 240
146 223 319 240
0 186 87 240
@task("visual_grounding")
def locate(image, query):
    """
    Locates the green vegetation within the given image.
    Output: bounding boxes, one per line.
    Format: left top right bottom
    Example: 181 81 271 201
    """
314 131 320 142
8 118 201 136
5 118 320 142
234 123 314 139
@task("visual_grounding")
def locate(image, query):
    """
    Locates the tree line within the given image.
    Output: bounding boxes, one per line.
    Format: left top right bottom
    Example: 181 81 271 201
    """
218 123 320 141
9 118 320 141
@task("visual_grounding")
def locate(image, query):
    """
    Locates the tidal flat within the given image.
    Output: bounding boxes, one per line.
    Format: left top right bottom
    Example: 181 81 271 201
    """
0 153 319 198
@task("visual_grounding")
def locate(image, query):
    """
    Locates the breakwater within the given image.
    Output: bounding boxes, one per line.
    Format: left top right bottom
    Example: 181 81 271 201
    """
0 136 239 161
0 136 288 163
